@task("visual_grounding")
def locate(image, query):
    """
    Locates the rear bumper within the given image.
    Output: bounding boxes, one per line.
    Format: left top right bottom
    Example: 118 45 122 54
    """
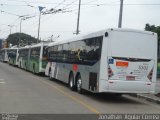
99 80 155 94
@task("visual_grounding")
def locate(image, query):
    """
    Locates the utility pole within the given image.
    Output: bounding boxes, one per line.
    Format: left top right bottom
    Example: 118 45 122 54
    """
76 0 81 35
37 11 41 42
19 15 35 33
118 0 123 28
19 16 24 47
37 6 45 43
9 27 11 34
8 25 13 34
20 18 22 33
51 34 53 42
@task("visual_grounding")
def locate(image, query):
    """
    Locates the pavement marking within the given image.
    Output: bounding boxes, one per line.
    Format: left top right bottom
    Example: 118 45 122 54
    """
4 65 100 114
32 76 100 114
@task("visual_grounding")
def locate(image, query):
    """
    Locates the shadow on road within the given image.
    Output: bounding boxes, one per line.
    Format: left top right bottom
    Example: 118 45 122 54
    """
47 78 143 105
82 92 143 105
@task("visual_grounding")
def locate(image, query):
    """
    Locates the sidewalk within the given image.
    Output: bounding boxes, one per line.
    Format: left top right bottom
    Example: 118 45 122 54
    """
131 79 160 104
131 93 160 104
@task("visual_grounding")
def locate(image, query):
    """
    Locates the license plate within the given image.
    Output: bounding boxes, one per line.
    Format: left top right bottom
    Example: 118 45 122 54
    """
126 76 135 80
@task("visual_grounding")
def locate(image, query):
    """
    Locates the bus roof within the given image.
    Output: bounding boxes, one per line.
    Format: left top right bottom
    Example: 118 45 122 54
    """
19 45 30 49
10 46 19 49
18 42 51 49
30 42 51 48
9 48 18 50
48 28 156 47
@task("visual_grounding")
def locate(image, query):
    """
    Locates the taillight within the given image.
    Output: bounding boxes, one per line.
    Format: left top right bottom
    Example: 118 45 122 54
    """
147 68 153 82
108 66 114 78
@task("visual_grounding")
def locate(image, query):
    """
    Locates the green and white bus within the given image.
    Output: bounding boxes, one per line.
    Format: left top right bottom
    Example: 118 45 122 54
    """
0 48 9 63
45 28 157 94
8 47 19 66
17 42 49 74
27 42 48 74
18 45 30 70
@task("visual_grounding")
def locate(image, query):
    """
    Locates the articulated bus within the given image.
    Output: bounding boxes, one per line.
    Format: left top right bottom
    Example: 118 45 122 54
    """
27 42 48 74
45 28 157 94
18 46 30 70
0 48 9 62
18 42 49 74
8 47 19 66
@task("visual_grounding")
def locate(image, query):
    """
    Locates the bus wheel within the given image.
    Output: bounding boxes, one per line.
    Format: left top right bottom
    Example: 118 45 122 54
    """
33 64 36 73
115 93 122 97
77 75 83 94
69 73 75 91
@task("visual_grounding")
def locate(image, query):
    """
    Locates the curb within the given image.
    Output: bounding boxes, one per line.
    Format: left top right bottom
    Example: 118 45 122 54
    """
130 94 160 105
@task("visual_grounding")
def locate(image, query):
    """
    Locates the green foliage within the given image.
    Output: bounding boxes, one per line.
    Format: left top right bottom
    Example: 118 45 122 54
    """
6 33 39 47
145 24 160 41
145 24 160 60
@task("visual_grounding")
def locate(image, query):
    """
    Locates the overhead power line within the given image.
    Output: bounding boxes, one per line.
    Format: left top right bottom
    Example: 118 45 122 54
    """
62 0 79 10
0 10 21 16
6 0 68 5
53 0 66 9
0 9 36 17
84 0 101 4
2 1 160 7
0 3 26 6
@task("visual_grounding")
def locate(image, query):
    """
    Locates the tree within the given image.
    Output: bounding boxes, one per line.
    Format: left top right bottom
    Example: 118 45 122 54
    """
6 33 39 47
145 24 160 58
145 24 160 41
145 24 160 78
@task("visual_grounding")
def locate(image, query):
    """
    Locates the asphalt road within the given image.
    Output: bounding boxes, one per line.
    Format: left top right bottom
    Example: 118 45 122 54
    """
0 62 160 114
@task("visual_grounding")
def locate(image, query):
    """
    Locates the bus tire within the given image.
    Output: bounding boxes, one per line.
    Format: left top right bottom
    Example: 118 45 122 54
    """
76 74 83 94
115 93 122 97
69 73 76 91
20 62 21 68
33 64 36 74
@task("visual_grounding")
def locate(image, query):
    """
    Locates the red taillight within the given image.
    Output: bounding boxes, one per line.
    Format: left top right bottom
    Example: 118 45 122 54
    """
147 68 153 82
108 66 113 78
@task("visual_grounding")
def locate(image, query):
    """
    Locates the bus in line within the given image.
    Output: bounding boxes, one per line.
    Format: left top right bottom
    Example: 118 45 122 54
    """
8 47 19 66
18 42 49 74
0 48 9 63
27 42 48 74
18 45 30 70
45 28 157 94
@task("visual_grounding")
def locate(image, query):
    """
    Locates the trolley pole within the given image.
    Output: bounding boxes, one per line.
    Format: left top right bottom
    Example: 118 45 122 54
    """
118 0 123 28
76 0 81 35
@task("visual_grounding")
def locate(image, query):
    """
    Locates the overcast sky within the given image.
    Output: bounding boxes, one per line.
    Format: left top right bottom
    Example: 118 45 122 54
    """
0 0 160 41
